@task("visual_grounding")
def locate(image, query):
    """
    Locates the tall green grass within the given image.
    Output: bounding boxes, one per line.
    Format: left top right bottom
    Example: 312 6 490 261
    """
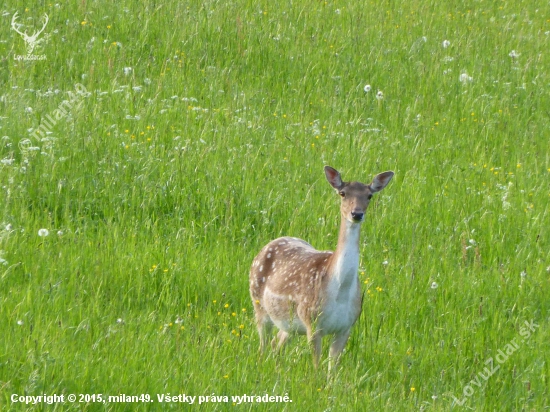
1 0 549 410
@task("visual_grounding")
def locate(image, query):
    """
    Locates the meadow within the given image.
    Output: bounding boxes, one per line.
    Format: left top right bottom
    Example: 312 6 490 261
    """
1 0 549 410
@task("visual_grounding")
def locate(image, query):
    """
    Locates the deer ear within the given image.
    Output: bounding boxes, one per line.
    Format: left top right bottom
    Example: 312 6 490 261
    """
324 166 344 190
369 171 394 193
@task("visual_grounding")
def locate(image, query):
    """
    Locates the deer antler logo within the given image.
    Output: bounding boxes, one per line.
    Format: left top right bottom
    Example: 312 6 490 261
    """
11 12 49 55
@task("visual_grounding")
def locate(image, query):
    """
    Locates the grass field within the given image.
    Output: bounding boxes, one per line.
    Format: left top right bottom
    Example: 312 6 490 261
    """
1 0 549 410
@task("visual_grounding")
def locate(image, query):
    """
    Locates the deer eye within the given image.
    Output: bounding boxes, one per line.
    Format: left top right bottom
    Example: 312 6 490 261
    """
338 191 345 197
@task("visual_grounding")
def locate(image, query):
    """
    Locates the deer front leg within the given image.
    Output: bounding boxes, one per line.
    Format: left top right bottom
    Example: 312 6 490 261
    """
328 328 351 372
306 325 322 368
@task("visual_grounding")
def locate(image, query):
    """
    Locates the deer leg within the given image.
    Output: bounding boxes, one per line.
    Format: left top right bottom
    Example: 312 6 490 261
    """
306 325 322 368
253 303 272 353
271 330 290 351
328 329 351 372
258 321 273 353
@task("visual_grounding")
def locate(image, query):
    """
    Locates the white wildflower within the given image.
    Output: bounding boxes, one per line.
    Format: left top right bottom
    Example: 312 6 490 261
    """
123 67 133 76
509 50 520 59
459 73 473 83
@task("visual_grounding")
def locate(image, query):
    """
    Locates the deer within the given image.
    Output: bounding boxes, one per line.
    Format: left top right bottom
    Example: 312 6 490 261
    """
250 166 394 372
11 12 49 55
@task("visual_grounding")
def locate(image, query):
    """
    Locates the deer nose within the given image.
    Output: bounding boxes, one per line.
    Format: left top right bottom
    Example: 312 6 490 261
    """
351 211 364 222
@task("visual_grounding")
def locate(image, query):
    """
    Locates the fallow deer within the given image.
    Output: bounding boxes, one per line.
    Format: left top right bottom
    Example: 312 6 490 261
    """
250 166 394 371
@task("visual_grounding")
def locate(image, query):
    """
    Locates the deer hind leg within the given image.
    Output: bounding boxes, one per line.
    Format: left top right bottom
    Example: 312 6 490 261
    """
271 330 290 351
253 301 273 353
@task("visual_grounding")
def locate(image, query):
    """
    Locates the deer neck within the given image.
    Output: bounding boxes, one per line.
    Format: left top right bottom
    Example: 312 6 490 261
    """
328 217 361 285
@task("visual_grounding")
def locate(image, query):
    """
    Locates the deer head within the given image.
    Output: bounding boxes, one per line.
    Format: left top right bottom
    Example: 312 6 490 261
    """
11 12 49 55
324 166 394 224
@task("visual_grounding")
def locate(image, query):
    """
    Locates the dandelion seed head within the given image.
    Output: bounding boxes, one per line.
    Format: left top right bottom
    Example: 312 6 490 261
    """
431 282 438 289
364 84 371 93
376 90 384 100
38 228 49 237
459 73 473 83
442 40 450 48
